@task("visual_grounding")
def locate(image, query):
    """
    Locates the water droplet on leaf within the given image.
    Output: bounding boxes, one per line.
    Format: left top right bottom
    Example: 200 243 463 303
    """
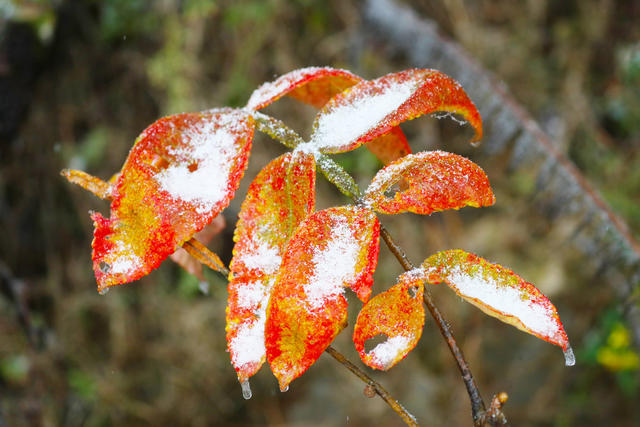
98 287 110 295
241 379 252 400
563 346 575 366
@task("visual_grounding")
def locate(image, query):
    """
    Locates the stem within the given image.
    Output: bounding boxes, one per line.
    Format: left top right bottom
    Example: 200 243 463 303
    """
256 114 501 425
326 346 418 427
379 226 489 423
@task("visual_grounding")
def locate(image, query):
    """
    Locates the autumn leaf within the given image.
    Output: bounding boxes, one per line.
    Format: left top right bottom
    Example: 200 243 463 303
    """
353 271 425 370
306 68 482 154
226 151 316 383
266 206 380 390
363 151 495 215
246 66 361 110
247 66 411 164
421 249 574 365
92 109 254 292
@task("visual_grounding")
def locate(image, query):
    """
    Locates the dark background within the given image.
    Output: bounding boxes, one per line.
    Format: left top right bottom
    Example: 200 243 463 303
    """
1 1 639 425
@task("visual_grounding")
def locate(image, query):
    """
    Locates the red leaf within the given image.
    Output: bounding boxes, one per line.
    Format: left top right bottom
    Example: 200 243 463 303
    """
364 126 412 165
363 151 495 215
92 109 254 292
353 271 425 370
266 206 380 390
422 250 574 364
246 67 361 111
226 151 316 383
307 68 482 154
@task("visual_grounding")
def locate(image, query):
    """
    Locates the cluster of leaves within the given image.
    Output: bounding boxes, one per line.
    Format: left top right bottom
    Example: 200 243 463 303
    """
63 67 572 401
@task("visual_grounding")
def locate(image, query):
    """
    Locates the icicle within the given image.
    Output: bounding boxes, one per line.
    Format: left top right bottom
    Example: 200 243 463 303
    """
281 385 289 393
563 346 575 366
98 287 110 295
240 379 252 400
198 281 210 295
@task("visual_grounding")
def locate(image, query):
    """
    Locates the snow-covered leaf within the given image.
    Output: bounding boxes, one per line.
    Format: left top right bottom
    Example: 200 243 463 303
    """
353 271 425 370
246 66 361 110
266 206 380 390
92 109 254 292
364 151 495 215
247 67 411 164
422 250 573 364
226 151 315 383
308 68 482 154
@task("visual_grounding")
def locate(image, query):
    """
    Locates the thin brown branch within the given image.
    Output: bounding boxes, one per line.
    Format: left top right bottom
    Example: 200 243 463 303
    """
325 346 418 427
379 225 496 425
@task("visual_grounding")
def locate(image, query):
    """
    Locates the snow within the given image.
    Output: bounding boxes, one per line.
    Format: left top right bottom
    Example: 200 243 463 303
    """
237 234 282 275
448 267 559 338
368 335 412 369
303 218 361 309
229 276 276 369
236 278 269 310
309 77 419 152
108 241 142 275
229 303 268 368
156 112 245 214
563 346 576 366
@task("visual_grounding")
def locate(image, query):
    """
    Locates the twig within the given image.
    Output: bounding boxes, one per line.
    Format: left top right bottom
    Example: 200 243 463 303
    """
258 113 501 425
325 346 418 427
379 226 497 425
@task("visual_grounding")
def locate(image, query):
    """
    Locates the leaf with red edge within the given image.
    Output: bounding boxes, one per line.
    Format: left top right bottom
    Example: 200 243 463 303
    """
266 206 380 390
306 68 482 154
421 250 574 365
92 109 254 292
246 67 361 111
247 67 411 164
353 271 425 370
363 151 495 215
226 151 316 383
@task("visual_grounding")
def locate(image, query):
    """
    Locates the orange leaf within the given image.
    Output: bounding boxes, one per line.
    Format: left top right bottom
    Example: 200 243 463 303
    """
422 250 574 365
363 151 495 215
266 206 380 390
246 67 361 110
353 271 425 370
364 126 411 165
307 68 482 154
246 67 411 164
226 151 316 383
92 109 254 292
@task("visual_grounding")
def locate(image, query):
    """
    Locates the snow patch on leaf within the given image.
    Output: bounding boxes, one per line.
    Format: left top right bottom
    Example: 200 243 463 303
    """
448 267 559 340
236 234 282 275
303 219 360 309
310 78 418 152
156 112 248 214
368 335 413 370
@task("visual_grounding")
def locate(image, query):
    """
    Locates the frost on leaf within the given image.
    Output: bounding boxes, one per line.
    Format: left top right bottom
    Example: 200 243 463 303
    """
363 151 495 215
353 271 425 370
92 109 254 292
247 66 411 164
422 250 571 355
226 151 315 383
265 206 380 390
308 68 482 154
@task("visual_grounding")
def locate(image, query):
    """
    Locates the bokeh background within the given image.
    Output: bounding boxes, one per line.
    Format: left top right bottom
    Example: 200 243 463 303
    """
1 0 640 425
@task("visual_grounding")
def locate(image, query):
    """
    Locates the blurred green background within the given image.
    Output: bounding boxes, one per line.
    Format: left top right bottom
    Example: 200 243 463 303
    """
1 0 639 425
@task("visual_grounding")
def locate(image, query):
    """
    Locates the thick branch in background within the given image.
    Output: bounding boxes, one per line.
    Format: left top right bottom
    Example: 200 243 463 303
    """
361 0 640 348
